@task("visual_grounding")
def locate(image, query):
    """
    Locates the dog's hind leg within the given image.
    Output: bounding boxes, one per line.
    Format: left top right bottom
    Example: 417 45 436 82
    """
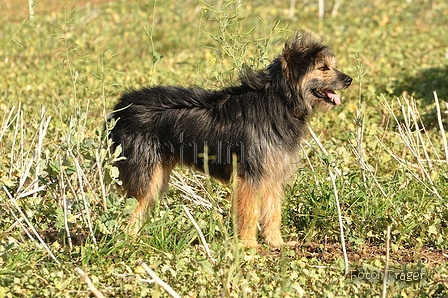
128 163 173 234
233 178 260 247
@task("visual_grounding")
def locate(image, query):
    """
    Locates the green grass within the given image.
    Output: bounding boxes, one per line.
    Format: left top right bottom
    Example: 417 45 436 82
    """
1 0 448 296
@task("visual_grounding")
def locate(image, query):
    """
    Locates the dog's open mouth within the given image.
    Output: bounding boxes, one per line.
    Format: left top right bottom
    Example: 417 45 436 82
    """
312 89 341 105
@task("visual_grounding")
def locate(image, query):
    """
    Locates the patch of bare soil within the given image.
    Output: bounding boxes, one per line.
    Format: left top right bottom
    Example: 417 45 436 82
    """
291 242 448 266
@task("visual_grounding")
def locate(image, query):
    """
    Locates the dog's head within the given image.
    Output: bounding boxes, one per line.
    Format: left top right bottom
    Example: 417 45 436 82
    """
276 33 352 113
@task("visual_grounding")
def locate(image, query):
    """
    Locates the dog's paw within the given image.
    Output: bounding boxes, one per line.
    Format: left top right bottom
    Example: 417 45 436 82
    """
264 233 284 248
266 239 285 248
240 239 260 248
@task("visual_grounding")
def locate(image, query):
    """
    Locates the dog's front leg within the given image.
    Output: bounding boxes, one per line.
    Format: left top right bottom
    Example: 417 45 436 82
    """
259 181 285 247
233 178 259 247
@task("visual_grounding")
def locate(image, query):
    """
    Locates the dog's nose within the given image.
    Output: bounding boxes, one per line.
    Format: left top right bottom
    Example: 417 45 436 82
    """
344 76 353 86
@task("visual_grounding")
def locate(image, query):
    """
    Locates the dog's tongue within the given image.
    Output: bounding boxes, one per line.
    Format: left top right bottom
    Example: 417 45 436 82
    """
324 90 341 105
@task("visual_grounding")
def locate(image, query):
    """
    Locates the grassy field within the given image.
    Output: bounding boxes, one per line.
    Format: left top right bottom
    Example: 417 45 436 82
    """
1 0 447 296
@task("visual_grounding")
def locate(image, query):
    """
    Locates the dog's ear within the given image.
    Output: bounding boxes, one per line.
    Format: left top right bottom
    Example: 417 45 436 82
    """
282 32 326 63
280 32 328 80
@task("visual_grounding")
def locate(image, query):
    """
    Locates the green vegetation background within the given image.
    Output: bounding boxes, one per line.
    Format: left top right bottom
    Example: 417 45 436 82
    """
0 0 447 296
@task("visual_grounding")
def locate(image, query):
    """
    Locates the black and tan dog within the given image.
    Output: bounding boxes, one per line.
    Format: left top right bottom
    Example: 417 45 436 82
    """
108 33 352 247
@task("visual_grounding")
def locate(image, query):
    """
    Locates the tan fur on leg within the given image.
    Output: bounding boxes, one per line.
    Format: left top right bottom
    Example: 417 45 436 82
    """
234 178 259 247
259 182 285 247
129 164 173 234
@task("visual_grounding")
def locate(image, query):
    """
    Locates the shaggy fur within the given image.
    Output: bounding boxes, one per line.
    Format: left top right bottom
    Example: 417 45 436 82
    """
108 33 352 247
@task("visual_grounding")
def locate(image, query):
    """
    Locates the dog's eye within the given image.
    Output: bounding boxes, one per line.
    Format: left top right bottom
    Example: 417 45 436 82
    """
318 65 330 71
